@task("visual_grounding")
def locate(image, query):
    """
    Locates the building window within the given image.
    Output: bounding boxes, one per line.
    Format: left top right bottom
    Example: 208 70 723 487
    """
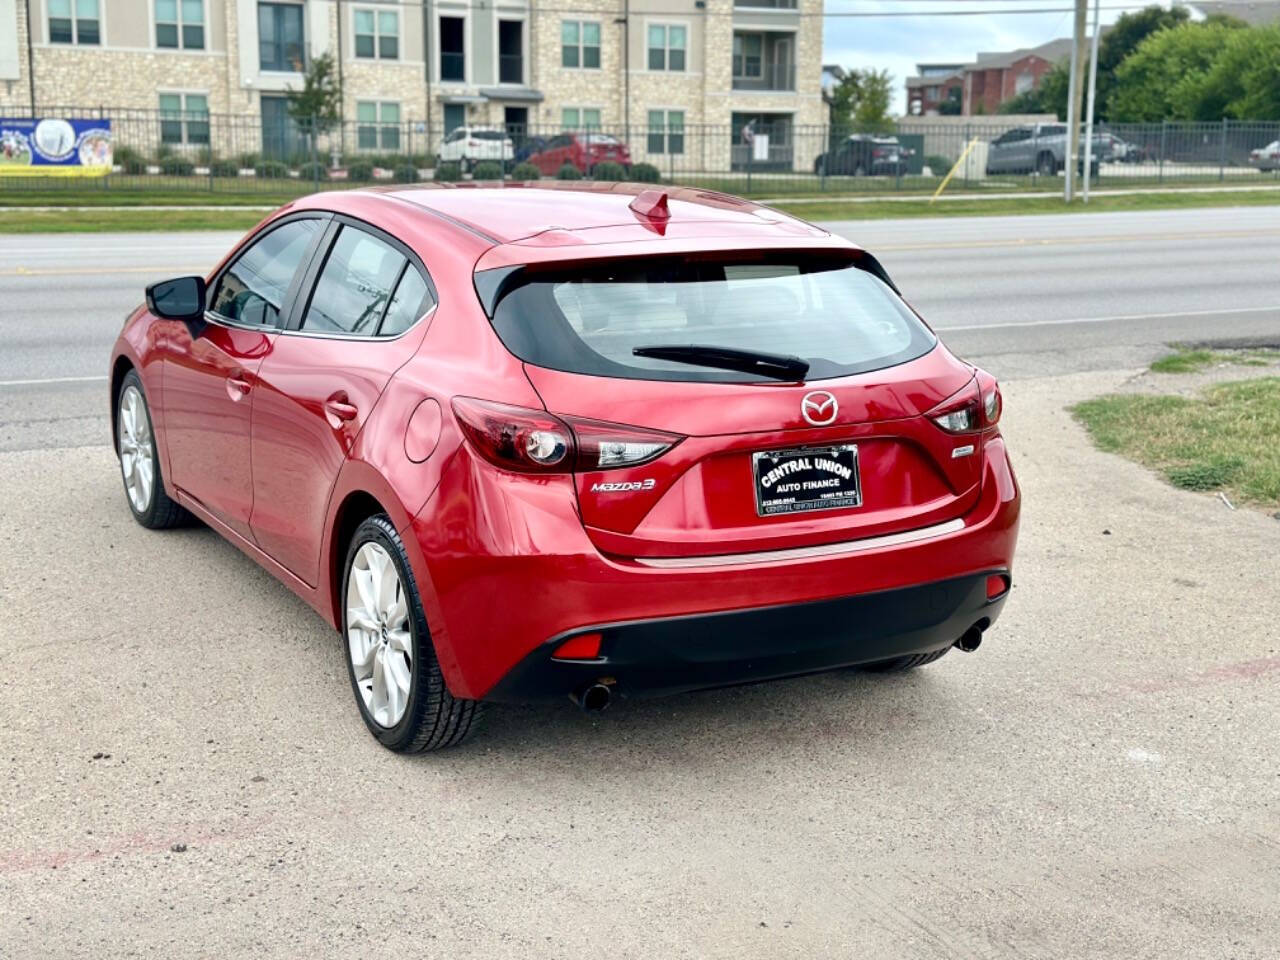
439 16 464 81
354 8 398 60
1015 71 1034 94
732 34 762 78
159 93 209 145
562 107 601 130
561 21 600 69
646 109 683 154
357 101 400 151
156 0 204 49
498 20 523 84
259 3 305 72
49 0 99 45
647 24 686 72
925 85 939 100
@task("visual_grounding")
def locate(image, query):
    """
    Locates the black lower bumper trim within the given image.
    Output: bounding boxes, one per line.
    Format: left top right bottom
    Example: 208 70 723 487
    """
483 573 1007 703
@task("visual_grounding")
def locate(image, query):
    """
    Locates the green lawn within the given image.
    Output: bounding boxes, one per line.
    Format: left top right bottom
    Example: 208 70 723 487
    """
1150 346 1280 374
1073 378 1280 508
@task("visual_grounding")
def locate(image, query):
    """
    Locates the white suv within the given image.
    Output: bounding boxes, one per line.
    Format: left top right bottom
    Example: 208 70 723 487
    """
437 127 514 172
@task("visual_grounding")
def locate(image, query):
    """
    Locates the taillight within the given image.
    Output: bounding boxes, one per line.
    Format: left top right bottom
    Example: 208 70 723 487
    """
451 397 572 473
930 372 1001 434
451 398 682 474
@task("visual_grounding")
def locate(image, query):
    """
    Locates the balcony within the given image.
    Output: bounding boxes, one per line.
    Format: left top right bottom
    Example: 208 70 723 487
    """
732 61 796 92
735 0 797 7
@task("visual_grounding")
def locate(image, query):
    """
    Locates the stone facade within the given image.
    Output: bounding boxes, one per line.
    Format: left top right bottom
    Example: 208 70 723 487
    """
0 0 827 170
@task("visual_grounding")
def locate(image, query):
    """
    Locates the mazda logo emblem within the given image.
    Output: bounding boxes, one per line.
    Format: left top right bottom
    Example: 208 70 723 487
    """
801 391 838 426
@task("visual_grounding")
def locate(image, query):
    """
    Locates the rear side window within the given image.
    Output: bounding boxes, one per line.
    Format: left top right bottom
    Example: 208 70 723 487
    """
474 130 505 140
489 255 936 383
301 226 406 336
210 218 321 327
380 269 432 337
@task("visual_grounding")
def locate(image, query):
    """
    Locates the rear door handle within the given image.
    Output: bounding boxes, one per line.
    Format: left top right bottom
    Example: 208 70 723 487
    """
226 373 252 400
324 393 359 428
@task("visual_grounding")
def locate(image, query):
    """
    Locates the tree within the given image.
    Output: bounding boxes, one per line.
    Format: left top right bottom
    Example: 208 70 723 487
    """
938 87 962 116
1093 4 1190 117
287 52 342 137
998 62 1070 117
828 68 896 135
1188 24 1280 120
1109 21 1245 121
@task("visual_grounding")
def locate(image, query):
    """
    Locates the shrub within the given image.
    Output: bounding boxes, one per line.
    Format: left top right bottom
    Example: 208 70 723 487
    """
114 145 149 175
434 161 463 182
510 162 541 181
590 161 626 182
254 160 290 179
556 163 583 180
237 152 261 169
159 156 194 176
208 159 241 178
629 162 660 183
925 154 953 175
394 163 420 184
298 160 329 182
471 160 503 180
346 161 375 182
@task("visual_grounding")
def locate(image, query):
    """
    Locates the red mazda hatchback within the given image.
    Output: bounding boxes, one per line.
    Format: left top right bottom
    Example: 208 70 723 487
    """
110 183 1019 751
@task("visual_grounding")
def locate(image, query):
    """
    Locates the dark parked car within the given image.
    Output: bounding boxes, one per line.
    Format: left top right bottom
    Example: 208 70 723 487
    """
513 135 548 164
527 132 632 176
814 135 908 177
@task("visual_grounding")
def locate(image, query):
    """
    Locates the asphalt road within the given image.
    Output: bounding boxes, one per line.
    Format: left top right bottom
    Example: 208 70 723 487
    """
3 369 1278 958
1 205 1278 452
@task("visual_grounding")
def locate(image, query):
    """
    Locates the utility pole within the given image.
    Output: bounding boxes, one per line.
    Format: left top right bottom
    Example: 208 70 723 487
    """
1081 0 1102 202
1063 0 1087 202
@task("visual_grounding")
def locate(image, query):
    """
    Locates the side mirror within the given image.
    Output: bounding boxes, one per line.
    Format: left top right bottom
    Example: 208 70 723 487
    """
145 275 206 322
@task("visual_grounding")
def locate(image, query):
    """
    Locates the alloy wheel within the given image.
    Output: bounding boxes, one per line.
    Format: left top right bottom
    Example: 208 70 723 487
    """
346 541 413 728
118 384 154 514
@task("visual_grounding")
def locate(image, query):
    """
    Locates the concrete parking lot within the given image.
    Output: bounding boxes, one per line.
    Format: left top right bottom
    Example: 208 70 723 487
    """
1 207 1278 958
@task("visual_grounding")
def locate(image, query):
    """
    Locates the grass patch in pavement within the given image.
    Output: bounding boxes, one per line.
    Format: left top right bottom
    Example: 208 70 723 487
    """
1150 346 1280 374
1072 378 1280 507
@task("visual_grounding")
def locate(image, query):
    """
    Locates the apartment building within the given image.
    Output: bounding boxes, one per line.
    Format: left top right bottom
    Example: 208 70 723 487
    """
0 0 824 169
905 62 963 117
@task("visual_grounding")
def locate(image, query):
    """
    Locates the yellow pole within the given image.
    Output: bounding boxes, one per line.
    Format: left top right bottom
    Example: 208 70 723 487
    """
930 137 980 204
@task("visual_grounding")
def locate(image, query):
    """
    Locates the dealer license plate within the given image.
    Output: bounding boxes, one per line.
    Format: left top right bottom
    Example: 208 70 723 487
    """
752 444 862 517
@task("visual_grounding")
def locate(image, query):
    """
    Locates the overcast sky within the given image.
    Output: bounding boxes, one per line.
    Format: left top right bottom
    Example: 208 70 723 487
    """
822 0 1158 113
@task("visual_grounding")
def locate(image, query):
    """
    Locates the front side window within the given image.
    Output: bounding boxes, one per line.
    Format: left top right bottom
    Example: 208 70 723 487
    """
259 2 305 72
210 219 322 327
357 101 400 150
647 109 684 155
561 20 600 68
49 0 99 44
354 7 398 59
489 255 936 383
159 93 209 145
301 227 422 337
157 0 204 49
647 24 686 71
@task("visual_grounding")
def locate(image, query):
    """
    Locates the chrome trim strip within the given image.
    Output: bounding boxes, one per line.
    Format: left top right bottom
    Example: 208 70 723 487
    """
629 518 967 569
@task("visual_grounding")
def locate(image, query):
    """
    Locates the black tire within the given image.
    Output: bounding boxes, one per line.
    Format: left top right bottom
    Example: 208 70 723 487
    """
1037 152 1058 176
115 369 190 529
341 515 483 752
860 646 951 673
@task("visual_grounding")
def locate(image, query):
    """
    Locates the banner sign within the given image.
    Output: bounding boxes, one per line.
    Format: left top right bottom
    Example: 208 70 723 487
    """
0 118 113 176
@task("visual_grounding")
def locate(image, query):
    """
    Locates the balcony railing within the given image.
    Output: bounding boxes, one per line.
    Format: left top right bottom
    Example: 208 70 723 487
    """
440 51 464 82
498 53 523 84
735 0 797 7
732 62 796 92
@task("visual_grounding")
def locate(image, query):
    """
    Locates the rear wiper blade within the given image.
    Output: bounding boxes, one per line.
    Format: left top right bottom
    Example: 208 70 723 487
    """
631 344 810 381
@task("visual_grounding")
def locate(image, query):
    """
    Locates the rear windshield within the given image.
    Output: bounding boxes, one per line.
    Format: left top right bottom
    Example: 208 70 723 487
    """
488 255 937 383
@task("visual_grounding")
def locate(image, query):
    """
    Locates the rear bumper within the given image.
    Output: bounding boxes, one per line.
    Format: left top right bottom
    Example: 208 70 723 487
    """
485 572 1006 702
410 436 1019 702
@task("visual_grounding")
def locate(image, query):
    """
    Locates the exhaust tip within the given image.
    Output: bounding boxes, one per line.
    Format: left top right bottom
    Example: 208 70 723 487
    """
575 682 613 713
955 625 984 653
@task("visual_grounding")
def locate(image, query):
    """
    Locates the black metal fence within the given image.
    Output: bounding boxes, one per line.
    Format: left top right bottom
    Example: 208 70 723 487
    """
2 107 1278 198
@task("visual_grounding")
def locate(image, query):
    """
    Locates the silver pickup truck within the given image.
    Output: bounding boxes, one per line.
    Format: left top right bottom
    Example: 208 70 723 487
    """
986 124 1103 176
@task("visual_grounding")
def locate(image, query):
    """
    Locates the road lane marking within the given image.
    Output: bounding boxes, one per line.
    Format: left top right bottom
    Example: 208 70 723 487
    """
936 305 1278 332
0 375 109 387
871 228 1280 253
0 265 207 277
